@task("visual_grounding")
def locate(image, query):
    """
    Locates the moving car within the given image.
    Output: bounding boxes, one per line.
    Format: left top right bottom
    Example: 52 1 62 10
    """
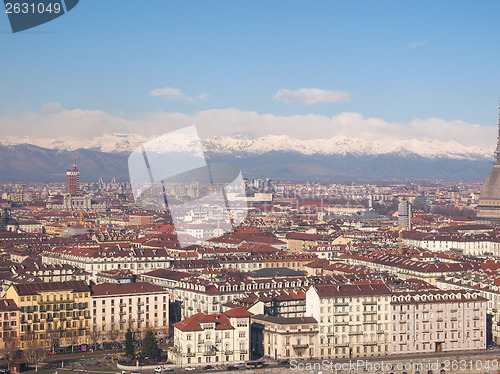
185 367 196 371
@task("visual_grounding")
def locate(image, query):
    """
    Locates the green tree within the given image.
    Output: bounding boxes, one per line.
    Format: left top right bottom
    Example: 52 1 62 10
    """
141 330 159 359
125 329 134 358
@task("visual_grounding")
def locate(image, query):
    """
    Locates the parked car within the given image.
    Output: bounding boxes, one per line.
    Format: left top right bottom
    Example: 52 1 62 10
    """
227 366 238 371
278 360 289 366
185 367 196 371
163 368 174 373
155 367 163 373
203 365 213 370
488 344 495 350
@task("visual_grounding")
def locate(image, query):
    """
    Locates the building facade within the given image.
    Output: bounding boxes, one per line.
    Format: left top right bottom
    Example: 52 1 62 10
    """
0 299 19 351
390 290 487 354
90 282 169 342
306 283 392 359
5 281 91 350
171 307 252 366
251 314 318 361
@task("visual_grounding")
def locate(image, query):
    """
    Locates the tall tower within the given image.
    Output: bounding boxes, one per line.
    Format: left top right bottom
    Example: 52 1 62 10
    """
398 198 412 230
66 162 80 196
477 104 500 220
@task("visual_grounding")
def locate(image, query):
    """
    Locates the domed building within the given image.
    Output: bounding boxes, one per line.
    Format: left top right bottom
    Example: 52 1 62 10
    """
477 113 500 220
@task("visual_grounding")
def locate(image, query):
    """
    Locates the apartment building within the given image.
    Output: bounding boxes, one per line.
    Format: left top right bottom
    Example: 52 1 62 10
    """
391 290 487 354
0 299 19 350
436 271 500 343
90 282 169 342
141 269 313 319
251 314 318 360
286 232 324 253
343 252 474 285
171 307 252 366
306 283 392 359
41 245 171 282
5 281 91 349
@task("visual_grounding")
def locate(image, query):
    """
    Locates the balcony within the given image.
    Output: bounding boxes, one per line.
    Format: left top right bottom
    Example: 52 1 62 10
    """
119 311 126 316
239 350 248 354
215 339 221 343
349 331 363 336
334 302 349 307
224 351 233 355
137 302 144 307
293 344 309 349
186 353 195 357
203 351 216 356
137 310 144 314
119 303 127 307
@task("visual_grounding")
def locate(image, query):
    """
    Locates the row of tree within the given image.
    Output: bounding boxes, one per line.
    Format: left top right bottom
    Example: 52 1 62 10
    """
125 329 160 361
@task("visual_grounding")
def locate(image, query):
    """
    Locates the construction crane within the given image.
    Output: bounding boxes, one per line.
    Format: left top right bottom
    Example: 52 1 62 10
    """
389 226 406 254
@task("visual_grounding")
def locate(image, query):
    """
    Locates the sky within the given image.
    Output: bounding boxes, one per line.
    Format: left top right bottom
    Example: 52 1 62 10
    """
1 1 500 147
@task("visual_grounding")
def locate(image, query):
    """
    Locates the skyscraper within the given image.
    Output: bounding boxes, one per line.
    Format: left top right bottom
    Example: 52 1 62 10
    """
398 198 412 229
477 107 500 220
66 162 80 196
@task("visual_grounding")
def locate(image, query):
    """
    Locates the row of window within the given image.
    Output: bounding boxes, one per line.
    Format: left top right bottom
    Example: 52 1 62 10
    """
20 293 88 302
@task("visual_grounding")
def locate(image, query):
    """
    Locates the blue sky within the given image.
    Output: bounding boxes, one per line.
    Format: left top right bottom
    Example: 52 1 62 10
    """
1 1 500 145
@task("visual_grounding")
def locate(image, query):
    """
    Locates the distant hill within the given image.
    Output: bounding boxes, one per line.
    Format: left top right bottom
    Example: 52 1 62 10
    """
0 142 492 183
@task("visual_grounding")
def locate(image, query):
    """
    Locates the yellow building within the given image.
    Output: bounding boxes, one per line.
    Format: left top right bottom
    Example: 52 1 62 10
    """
5 280 91 350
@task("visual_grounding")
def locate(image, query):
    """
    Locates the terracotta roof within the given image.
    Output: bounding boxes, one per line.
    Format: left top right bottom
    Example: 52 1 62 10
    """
91 282 166 296
12 280 90 296
312 283 392 298
223 307 253 318
173 312 234 332
0 299 18 311
252 314 316 325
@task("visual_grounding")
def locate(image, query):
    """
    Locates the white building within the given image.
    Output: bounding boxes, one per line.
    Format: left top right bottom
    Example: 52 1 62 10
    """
90 282 169 342
306 283 392 359
171 307 252 366
390 289 487 354
251 314 318 360
437 271 500 344
42 245 172 282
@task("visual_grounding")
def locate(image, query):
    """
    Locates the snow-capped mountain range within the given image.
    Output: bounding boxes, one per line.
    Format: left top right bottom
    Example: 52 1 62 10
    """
0 133 493 160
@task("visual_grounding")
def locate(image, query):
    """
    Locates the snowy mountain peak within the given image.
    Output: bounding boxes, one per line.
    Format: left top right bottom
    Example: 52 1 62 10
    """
0 133 493 160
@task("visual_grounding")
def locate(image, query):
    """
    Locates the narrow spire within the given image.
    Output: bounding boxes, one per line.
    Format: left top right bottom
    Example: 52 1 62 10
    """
495 99 500 165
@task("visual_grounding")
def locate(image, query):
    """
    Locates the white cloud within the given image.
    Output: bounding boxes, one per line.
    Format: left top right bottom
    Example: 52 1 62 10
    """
410 38 429 49
275 88 350 104
150 87 187 100
0 105 494 149
150 87 209 103
196 93 210 101
41 102 63 113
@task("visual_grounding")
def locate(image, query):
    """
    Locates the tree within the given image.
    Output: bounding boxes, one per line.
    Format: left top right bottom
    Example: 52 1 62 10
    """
141 330 159 360
107 325 120 346
23 331 46 372
125 329 134 359
3 333 20 371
